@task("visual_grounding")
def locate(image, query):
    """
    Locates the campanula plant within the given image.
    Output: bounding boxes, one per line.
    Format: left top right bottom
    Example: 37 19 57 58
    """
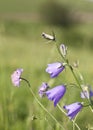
11 32 93 130
46 62 65 78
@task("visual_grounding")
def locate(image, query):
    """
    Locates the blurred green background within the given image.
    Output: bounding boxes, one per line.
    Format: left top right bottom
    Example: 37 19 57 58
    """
0 0 93 130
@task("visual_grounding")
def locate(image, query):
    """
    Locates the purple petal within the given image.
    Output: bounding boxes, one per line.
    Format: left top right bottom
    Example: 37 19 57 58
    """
46 62 65 78
89 89 93 97
63 102 83 119
46 85 66 106
39 82 49 97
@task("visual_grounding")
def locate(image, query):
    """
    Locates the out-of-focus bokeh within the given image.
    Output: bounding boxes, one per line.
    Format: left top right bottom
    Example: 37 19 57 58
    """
0 0 93 130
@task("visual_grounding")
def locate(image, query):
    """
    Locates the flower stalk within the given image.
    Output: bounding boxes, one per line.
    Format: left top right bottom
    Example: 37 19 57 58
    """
11 32 93 130
21 78 65 130
55 41 93 111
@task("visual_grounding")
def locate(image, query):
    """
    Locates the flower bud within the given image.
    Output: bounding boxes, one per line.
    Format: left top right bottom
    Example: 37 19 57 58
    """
42 32 55 41
60 44 67 57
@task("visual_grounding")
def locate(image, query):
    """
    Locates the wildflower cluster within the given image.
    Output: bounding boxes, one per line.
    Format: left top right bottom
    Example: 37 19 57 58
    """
11 32 93 129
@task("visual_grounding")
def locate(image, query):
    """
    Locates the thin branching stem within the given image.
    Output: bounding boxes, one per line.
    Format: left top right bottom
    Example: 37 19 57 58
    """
55 42 93 112
21 77 65 130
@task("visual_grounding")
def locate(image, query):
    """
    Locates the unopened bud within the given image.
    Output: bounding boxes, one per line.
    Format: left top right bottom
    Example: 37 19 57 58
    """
60 44 67 57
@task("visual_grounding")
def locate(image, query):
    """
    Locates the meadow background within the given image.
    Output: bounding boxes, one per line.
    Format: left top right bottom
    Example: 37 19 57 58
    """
0 0 93 130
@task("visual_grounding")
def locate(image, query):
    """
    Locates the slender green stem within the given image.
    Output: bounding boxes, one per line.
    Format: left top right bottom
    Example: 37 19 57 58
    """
55 42 83 92
89 106 93 112
55 42 81 89
57 104 66 115
55 42 66 62
21 78 65 130
72 119 81 130
68 65 84 91
68 65 93 110
73 118 76 130
55 42 93 111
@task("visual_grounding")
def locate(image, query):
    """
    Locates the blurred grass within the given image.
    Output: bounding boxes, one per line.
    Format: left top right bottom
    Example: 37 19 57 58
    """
0 22 93 130
0 0 93 129
0 0 42 13
0 0 93 13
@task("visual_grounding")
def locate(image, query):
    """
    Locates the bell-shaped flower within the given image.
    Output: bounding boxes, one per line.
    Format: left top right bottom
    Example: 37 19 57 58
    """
46 62 65 78
63 102 83 120
39 82 49 97
45 85 66 107
11 68 23 87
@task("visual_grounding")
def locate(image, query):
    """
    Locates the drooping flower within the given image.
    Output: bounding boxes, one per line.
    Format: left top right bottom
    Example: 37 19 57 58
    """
11 68 23 87
45 85 66 107
39 82 49 97
63 102 83 120
46 62 65 78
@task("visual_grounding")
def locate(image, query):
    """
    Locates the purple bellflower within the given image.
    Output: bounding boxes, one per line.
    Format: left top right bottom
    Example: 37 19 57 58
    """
11 68 23 87
63 102 83 120
39 82 49 97
45 85 66 107
46 62 65 78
